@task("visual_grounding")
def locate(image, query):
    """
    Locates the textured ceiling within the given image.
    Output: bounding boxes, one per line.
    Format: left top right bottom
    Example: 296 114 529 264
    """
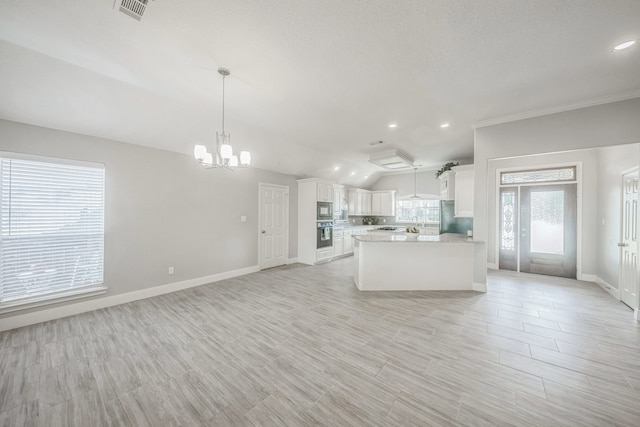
0 0 639 185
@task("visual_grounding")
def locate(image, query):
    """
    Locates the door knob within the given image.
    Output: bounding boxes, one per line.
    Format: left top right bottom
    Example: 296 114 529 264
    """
617 242 628 247
261 230 266 234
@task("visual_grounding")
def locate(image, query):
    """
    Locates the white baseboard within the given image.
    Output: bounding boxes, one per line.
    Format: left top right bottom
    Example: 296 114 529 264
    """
0 265 259 332
578 273 598 282
287 257 299 264
486 263 498 270
472 282 488 292
593 277 620 300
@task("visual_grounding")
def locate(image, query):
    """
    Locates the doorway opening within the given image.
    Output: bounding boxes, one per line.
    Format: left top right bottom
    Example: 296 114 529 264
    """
498 167 578 279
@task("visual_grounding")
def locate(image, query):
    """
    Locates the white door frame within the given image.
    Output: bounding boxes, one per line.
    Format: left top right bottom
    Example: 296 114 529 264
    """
258 183 290 269
493 162 582 278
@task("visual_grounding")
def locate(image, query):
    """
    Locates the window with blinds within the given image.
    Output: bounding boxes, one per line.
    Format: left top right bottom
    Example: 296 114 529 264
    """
396 199 440 223
0 153 105 307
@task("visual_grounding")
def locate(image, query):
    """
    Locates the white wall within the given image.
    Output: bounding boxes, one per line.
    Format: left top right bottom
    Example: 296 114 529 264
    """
0 119 298 324
474 97 640 287
596 144 640 288
487 149 598 275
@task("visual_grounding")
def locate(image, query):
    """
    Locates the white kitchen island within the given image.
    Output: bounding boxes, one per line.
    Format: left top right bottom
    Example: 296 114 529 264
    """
353 233 486 292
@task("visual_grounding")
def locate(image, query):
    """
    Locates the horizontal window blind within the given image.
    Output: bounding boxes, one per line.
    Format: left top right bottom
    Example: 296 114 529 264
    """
0 155 105 304
396 199 440 223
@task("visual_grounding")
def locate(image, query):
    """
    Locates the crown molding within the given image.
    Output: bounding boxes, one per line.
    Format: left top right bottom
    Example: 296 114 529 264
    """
472 90 640 129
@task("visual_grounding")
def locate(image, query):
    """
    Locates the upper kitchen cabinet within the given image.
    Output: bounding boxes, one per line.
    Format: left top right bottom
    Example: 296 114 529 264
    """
348 189 395 216
371 191 396 216
453 165 474 217
333 184 346 210
452 165 474 217
317 182 333 202
438 165 474 217
348 188 371 216
439 171 455 201
297 178 333 203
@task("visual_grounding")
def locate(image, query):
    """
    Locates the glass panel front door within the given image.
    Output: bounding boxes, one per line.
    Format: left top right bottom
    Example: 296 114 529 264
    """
520 184 577 278
499 183 577 279
530 190 564 255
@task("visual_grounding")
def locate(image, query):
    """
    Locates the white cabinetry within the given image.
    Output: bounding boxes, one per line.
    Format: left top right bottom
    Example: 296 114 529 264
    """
348 189 371 216
317 182 333 202
452 165 474 217
343 230 353 254
333 184 346 214
371 191 396 216
333 229 355 257
298 178 334 265
348 189 395 216
439 171 455 201
316 248 333 262
438 166 474 217
333 230 344 257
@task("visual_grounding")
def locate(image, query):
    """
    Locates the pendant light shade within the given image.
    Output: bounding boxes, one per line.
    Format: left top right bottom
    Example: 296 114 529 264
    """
193 67 251 170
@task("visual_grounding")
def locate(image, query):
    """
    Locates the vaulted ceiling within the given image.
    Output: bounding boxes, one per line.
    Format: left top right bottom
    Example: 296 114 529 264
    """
1 0 639 186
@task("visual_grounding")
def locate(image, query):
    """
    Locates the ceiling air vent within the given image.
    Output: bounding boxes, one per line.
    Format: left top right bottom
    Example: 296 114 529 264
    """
119 0 149 21
369 149 414 170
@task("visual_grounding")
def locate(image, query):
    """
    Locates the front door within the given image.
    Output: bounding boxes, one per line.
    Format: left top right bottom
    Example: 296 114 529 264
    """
620 170 638 309
520 184 577 278
499 172 577 279
259 184 289 269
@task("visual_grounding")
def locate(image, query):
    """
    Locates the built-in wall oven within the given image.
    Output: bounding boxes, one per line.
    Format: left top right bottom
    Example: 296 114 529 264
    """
317 221 333 249
317 202 333 220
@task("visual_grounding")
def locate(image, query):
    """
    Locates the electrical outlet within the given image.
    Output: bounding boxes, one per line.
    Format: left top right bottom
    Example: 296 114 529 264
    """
168 267 174 275
240 216 247 222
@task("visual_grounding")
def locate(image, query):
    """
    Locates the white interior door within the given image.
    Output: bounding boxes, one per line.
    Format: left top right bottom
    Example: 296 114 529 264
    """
620 170 638 309
259 184 289 270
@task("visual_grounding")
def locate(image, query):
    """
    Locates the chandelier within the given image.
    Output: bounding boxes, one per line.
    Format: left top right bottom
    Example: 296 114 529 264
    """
194 67 251 170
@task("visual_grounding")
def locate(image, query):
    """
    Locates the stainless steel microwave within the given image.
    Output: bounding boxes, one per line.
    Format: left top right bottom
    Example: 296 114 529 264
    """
317 202 333 220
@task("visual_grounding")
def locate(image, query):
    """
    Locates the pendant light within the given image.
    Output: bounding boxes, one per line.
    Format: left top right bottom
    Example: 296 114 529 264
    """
410 167 421 199
193 67 251 170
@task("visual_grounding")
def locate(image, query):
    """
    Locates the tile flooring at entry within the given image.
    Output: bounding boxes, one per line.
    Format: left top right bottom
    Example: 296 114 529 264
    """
1 258 639 426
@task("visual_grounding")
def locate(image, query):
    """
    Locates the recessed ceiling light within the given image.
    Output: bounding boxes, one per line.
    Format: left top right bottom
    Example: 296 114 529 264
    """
388 123 397 128
440 123 450 128
364 175 369 179
613 40 637 52
350 171 356 176
334 166 340 171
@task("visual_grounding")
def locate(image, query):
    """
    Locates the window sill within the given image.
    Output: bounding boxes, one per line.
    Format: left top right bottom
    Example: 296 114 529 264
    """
0 286 108 314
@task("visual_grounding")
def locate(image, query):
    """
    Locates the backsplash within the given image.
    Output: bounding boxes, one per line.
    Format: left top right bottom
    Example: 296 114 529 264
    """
439 201 473 235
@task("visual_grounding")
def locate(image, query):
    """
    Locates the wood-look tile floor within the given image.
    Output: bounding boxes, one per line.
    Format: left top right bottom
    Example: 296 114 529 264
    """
2 257 640 426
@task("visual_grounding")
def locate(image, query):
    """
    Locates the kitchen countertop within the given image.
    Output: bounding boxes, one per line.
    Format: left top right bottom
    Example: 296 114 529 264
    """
334 223 439 230
353 232 477 243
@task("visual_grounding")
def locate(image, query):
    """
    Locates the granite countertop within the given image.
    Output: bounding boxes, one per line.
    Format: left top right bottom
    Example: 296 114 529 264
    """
333 224 375 230
353 232 478 244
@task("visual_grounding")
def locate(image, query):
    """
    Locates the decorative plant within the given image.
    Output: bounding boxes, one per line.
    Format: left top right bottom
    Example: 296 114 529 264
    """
435 161 459 178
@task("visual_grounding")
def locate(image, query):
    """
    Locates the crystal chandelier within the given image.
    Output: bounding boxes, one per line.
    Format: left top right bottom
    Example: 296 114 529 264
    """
194 67 251 170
